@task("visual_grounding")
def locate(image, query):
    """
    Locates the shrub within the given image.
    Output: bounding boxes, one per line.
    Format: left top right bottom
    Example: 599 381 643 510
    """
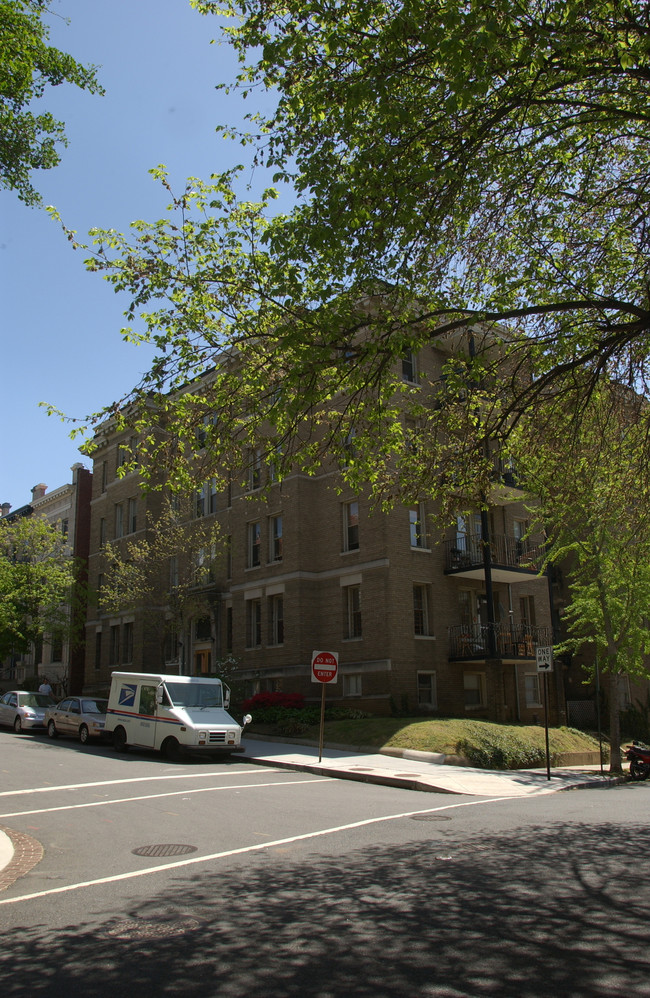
456 723 550 770
242 691 305 712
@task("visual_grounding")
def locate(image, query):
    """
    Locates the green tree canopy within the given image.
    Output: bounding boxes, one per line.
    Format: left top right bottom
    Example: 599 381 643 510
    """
0 514 77 660
513 381 650 771
60 1 650 506
0 0 102 204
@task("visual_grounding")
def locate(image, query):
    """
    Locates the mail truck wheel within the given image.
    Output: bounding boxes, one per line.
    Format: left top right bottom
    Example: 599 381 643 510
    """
162 737 184 762
113 726 128 752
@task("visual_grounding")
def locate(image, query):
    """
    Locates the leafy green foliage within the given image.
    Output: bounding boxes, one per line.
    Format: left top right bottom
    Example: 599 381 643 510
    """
63 1 650 512
0 514 77 659
0 0 102 204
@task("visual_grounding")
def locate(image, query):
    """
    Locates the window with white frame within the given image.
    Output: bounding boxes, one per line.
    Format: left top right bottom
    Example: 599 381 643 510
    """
122 621 134 664
413 584 432 636
417 671 437 709
343 584 362 639
409 504 426 548
248 449 262 491
269 514 283 562
246 598 262 648
268 594 284 645
127 497 137 534
343 673 362 697
343 500 360 552
524 673 542 707
464 672 486 709
248 521 261 568
402 349 417 383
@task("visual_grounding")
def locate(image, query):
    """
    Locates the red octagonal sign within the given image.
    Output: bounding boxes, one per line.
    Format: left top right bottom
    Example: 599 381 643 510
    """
311 650 339 684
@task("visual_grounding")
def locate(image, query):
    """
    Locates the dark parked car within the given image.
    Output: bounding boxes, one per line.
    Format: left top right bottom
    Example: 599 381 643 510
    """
0 691 57 732
44 697 109 743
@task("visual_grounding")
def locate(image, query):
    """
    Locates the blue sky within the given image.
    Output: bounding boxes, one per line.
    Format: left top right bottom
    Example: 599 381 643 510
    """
1 0 273 509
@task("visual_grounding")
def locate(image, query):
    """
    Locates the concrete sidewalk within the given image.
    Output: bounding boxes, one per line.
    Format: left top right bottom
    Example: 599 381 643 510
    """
243 734 624 797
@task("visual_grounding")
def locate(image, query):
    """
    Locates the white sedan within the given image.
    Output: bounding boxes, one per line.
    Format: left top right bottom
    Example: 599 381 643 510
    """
0 691 57 732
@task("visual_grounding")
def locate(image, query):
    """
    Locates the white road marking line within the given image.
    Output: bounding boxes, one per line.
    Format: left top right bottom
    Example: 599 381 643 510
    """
0 777 333 818
0 769 279 798
0 795 519 906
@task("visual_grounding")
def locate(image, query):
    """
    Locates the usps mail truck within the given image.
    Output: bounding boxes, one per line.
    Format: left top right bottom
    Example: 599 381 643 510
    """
106 672 252 760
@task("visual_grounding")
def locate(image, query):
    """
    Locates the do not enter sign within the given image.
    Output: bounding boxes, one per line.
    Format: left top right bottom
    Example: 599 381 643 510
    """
311 650 339 684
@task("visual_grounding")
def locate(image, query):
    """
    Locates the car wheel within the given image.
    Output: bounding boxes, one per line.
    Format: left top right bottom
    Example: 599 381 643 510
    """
113 726 128 752
79 724 89 745
47 720 58 739
162 737 184 762
13 716 22 734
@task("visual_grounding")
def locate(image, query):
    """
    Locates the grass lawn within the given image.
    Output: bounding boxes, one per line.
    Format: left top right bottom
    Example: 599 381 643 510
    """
250 715 605 769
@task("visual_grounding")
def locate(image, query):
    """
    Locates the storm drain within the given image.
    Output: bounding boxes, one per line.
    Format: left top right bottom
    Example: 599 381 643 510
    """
409 814 452 822
132 843 198 857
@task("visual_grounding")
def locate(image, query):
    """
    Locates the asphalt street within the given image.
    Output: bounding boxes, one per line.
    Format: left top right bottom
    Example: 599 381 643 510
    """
0 730 649 998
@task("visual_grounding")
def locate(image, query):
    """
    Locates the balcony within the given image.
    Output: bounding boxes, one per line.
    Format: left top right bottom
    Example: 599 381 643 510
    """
443 534 545 584
448 623 553 662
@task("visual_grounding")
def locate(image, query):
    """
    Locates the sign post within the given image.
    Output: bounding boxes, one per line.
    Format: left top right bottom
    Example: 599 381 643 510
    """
311 651 338 762
536 646 554 780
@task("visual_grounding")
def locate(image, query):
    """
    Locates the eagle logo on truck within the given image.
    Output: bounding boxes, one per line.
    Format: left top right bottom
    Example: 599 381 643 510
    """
118 684 137 707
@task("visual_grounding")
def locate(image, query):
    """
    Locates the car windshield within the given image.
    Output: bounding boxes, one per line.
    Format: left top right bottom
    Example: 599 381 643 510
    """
81 699 108 714
19 693 55 708
164 683 223 709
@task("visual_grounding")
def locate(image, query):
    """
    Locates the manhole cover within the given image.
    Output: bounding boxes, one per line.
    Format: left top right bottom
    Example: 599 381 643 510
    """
106 916 201 940
409 814 452 822
132 844 198 857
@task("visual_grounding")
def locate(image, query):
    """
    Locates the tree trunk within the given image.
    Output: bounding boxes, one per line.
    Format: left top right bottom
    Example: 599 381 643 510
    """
608 672 622 774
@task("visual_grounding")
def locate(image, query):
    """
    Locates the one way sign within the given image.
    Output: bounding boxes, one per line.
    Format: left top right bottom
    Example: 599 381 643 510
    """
536 646 554 672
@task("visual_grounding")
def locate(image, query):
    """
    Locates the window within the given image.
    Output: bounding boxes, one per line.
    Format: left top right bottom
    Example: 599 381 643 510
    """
195 616 211 641
117 435 138 470
226 535 232 578
139 685 157 716
269 444 283 483
344 584 362 639
169 556 179 589
268 594 284 645
343 501 360 552
114 504 124 539
520 596 536 627
196 479 218 517
248 449 262 491
248 521 261 568
344 674 362 697
51 632 63 662
402 349 417 383
409 505 426 548
225 604 233 653
164 627 178 663
99 518 106 548
246 599 262 648
109 625 120 666
61 518 69 538
413 584 432 636
269 515 283 562
100 461 108 493
417 671 437 709
464 672 486 709
94 631 102 671
127 498 137 534
122 622 134 664
524 673 541 707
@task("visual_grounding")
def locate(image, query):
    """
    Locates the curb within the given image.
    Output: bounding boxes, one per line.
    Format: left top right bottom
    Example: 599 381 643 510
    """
244 754 460 794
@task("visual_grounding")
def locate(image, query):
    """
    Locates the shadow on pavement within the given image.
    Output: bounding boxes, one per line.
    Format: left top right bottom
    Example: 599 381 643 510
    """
1 819 649 997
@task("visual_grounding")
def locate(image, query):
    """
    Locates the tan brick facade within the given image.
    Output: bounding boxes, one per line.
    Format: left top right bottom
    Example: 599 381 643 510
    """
83 346 561 725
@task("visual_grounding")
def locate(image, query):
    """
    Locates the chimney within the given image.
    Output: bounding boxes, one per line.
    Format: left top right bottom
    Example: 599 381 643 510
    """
31 483 47 501
1 502 10 517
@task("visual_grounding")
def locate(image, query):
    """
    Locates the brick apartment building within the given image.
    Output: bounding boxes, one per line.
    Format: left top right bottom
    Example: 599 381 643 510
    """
82 332 564 725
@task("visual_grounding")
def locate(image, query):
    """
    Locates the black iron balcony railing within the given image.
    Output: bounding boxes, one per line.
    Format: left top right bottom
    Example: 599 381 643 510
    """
448 622 553 661
444 535 544 574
